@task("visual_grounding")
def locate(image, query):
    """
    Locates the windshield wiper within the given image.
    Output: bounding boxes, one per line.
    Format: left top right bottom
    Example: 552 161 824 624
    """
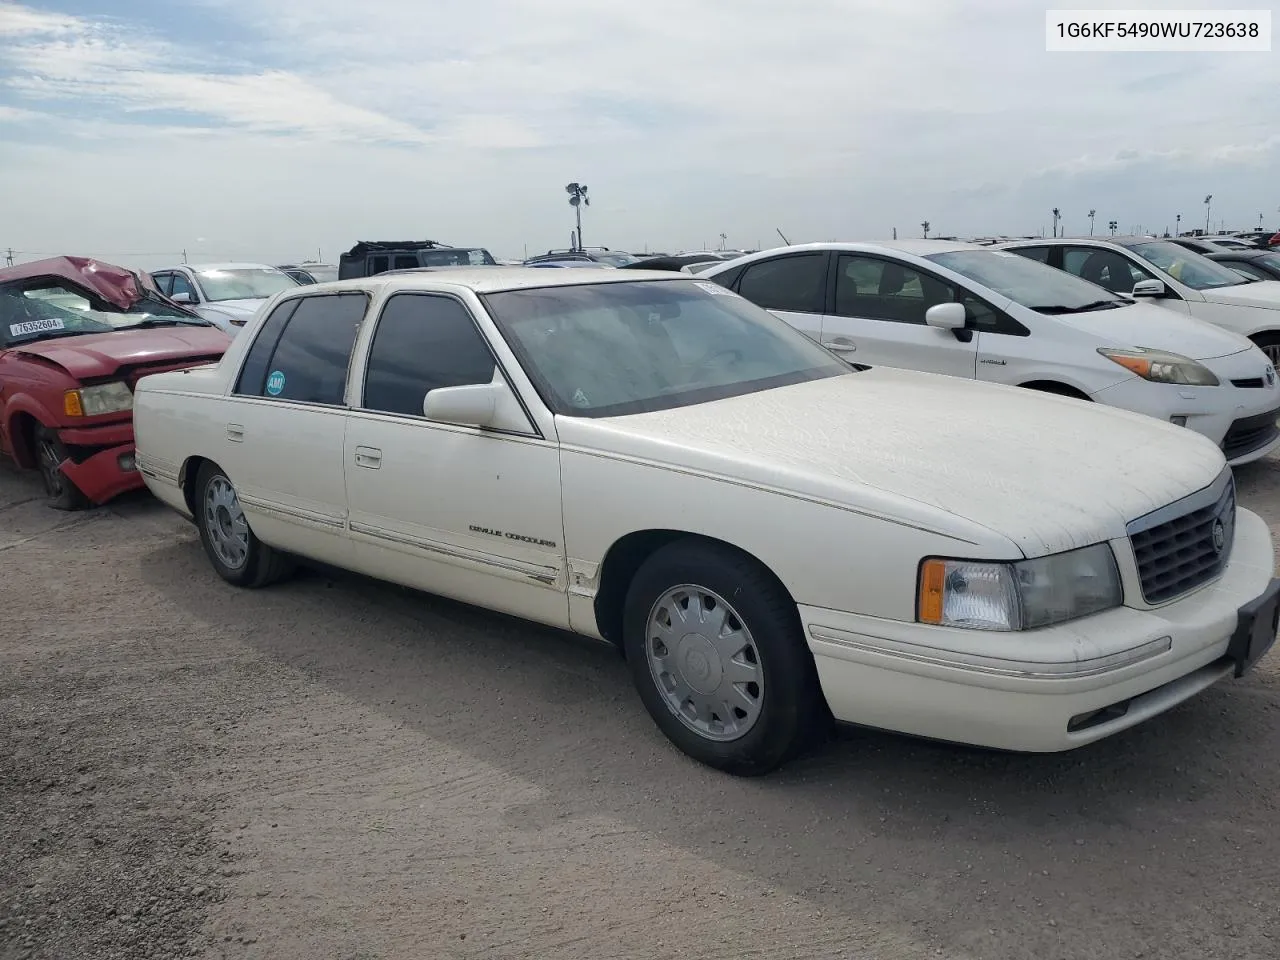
1030 299 1127 314
120 317 209 329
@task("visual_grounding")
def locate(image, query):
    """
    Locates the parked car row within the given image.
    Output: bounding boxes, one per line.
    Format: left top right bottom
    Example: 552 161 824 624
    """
4 246 1278 776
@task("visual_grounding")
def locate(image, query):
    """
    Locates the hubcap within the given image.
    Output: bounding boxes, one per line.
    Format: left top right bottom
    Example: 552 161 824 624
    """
204 476 250 570
645 585 764 742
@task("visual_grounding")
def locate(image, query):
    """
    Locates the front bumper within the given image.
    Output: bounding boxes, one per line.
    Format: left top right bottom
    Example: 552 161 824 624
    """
1090 377 1280 466
55 420 143 504
802 507 1277 752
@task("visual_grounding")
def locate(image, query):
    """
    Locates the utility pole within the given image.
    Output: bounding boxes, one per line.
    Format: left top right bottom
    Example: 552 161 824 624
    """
565 182 589 251
893 227 897 240
1204 194 1213 234
1088 209 1096 236
4 247 13 267
182 248 187 264
1051 208 1061 238
921 220 930 239
1175 213 1181 236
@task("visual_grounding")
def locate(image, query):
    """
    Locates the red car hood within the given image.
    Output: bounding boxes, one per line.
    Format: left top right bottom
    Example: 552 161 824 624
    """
11 326 231 380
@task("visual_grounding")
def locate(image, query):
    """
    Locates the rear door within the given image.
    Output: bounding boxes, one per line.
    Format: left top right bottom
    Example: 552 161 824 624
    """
732 252 830 343
821 253 978 378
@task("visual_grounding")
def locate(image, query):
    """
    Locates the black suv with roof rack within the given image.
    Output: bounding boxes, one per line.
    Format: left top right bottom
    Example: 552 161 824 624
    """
338 240 498 280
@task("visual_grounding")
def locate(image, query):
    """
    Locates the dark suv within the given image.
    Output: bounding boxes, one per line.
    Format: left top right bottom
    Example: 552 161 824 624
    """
337 241 498 280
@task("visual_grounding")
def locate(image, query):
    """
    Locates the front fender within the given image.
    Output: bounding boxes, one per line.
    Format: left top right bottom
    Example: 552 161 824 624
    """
3 393 63 467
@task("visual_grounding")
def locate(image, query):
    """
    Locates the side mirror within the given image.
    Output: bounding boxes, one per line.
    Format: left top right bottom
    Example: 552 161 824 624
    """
925 302 967 330
170 291 195 304
423 382 498 427
1132 279 1166 297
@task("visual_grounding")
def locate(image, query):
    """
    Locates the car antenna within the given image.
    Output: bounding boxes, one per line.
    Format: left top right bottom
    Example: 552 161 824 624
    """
776 228 791 246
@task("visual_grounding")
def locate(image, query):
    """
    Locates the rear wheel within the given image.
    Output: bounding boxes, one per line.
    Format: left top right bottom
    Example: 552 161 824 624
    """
622 539 827 775
194 463 294 587
34 426 89 511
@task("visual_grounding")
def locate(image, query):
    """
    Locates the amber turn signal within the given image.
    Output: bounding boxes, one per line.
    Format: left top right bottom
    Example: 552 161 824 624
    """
918 559 946 624
63 390 84 417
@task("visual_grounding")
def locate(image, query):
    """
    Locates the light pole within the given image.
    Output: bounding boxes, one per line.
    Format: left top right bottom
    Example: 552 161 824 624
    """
1051 207 1061 238
565 182 589 250
1108 220 1118 236
1088 209 1096 236
1175 213 1181 236
921 220 930 239
718 233 727 251
1204 194 1212 234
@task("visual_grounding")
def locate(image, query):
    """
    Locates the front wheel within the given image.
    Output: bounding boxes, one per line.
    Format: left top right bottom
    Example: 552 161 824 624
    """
194 463 293 587
622 539 827 775
34 426 89 511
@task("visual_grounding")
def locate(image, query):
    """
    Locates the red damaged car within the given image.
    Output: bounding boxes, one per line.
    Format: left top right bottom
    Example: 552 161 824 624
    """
1 257 231 509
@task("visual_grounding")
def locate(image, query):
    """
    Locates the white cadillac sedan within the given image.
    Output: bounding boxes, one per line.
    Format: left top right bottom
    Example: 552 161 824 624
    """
132 268 1280 775
699 242 1280 465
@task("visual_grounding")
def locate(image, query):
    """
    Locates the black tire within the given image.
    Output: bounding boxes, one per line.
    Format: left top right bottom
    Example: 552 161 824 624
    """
193 462 294 588
1251 332 1280 368
622 538 827 775
33 425 90 511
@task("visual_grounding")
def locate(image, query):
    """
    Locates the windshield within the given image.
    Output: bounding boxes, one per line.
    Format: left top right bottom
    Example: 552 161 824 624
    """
483 279 849 417
419 248 498 267
195 267 298 301
1256 253 1280 273
927 249 1129 313
593 251 640 266
1127 241 1248 290
301 265 339 283
2 281 205 346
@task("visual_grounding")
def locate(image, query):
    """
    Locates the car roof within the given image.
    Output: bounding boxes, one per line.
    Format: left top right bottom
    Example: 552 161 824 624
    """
1205 249 1271 260
282 266 690 296
704 240 984 262
156 262 284 273
998 236 1159 249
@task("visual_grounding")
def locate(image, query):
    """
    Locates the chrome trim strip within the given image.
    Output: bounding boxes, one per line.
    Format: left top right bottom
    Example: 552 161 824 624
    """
237 494 346 530
808 626 1173 679
1126 467 1233 537
348 521 561 586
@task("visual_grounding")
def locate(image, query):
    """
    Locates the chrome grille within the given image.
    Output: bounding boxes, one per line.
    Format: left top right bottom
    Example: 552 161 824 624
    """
1128 471 1235 605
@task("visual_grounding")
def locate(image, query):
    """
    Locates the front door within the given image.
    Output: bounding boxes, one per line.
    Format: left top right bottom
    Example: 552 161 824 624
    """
821 253 978 378
733 251 830 344
217 290 368 567
343 291 568 629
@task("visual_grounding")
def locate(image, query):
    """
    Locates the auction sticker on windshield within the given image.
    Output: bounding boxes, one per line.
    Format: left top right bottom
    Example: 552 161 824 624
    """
9 317 66 337
695 281 739 297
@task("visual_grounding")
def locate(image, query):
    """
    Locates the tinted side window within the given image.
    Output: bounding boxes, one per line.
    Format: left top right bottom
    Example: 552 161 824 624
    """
710 263 746 289
235 299 300 395
368 255 390 276
151 273 172 296
1063 247 1153 294
1226 261 1271 281
1011 247 1051 263
169 273 196 300
362 294 497 417
393 255 418 270
737 254 826 313
253 293 367 404
833 255 952 324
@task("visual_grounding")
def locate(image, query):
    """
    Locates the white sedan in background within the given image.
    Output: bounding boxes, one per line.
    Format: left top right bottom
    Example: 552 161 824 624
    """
700 242 1280 465
149 262 298 333
131 268 1278 774
997 237 1280 365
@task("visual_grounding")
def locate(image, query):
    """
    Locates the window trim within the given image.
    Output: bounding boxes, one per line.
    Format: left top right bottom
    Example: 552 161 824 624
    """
167 270 200 303
231 291 371 408
831 251 1029 337
734 251 833 315
358 291 540 438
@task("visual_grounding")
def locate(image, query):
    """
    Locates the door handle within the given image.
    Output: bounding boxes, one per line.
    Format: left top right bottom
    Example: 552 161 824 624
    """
226 423 244 442
822 337 857 353
354 445 382 469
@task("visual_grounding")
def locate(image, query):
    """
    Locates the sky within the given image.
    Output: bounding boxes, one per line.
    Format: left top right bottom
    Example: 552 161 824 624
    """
0 0 1277 269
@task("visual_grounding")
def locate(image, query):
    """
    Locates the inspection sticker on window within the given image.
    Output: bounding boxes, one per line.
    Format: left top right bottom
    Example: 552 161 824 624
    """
695 281 739 297
9 317 66 337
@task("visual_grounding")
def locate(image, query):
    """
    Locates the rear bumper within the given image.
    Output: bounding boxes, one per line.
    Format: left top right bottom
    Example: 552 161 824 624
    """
55 420 143 503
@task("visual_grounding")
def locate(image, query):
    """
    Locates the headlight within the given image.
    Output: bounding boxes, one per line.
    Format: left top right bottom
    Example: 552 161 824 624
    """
63 381 133 417
1097 347 1219 386
917 543 1122 631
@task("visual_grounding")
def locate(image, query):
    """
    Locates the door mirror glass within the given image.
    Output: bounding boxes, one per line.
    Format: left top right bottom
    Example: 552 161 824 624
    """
169 291 194 304
423 382 498 427
1132 279 1167 297
925 302 967 330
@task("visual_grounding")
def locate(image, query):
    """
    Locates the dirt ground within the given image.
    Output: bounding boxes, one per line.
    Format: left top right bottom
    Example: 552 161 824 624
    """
2 456 1279 960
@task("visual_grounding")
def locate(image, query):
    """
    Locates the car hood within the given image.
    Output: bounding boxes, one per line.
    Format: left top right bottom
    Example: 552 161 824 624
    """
1058 301 1254 359
1201 280 1280 310
200 299 266 321
556 370 1226 557
11 326 231 380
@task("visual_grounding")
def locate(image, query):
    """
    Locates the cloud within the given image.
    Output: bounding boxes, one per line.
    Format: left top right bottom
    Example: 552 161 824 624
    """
1 0 1277 262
